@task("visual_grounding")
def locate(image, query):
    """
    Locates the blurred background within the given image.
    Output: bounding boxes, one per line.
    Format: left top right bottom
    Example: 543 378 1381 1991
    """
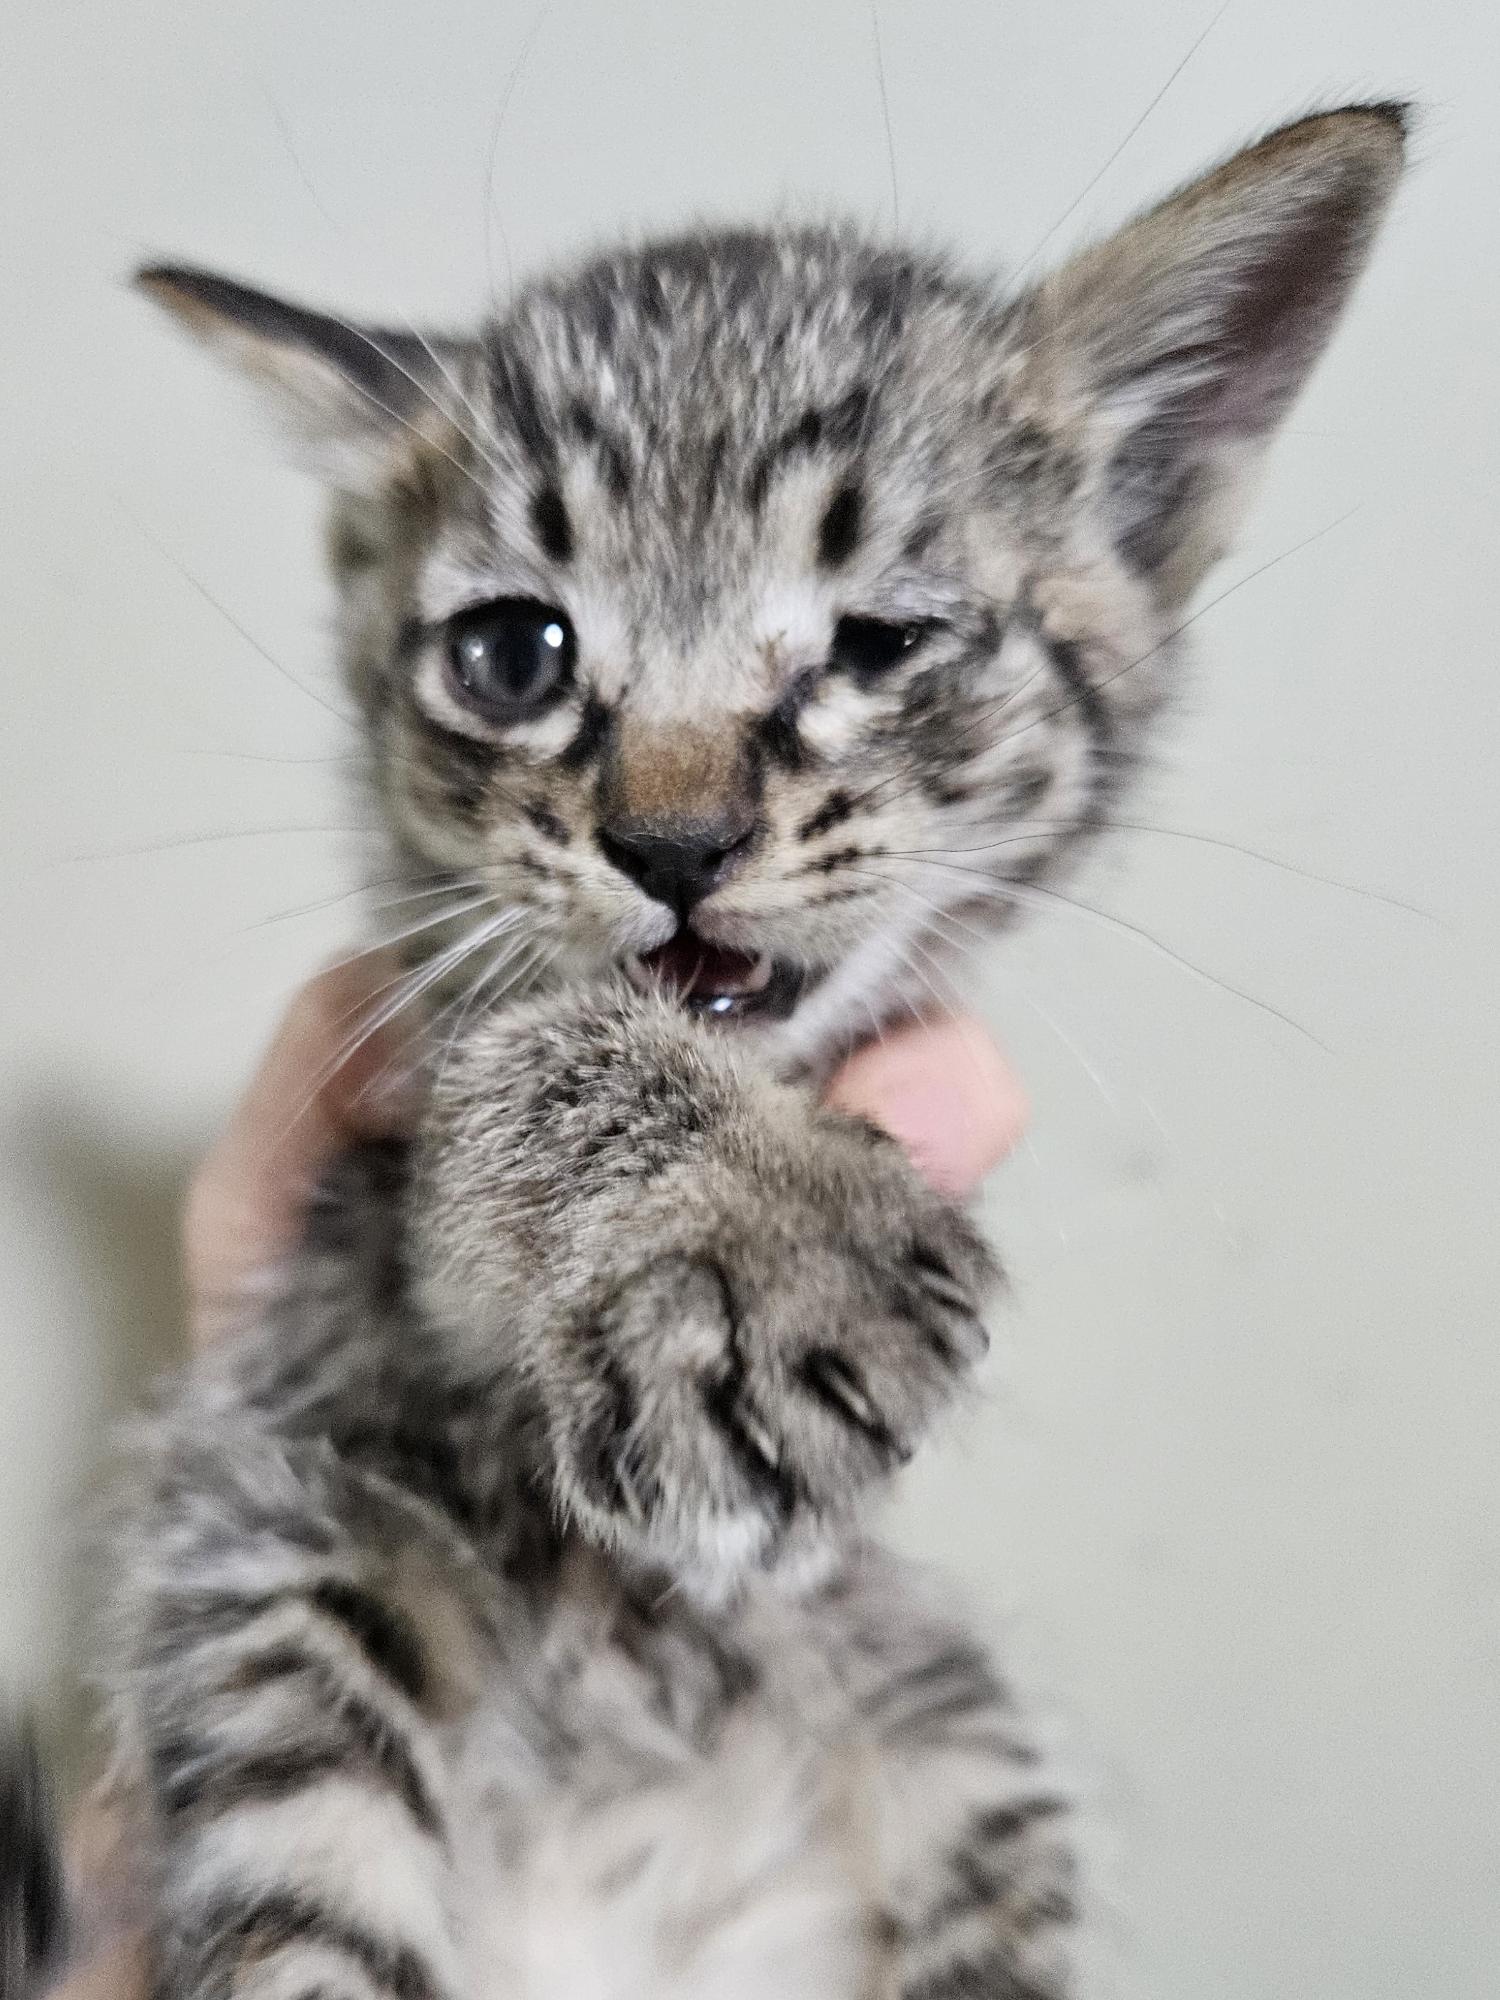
1 2 1495 1995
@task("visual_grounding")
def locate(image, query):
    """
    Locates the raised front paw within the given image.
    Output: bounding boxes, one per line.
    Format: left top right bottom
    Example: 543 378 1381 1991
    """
412 982 999 1588
546 1117 997 1587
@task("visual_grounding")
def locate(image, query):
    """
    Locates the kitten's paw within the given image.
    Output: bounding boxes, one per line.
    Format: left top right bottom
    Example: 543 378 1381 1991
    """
412 983 1000 1587
549 1134 997 1586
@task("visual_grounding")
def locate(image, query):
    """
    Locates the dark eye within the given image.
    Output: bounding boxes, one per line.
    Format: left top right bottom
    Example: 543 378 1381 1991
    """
831 615 928 685
443 598 575 721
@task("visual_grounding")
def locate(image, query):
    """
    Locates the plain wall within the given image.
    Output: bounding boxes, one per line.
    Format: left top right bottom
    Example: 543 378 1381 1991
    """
2 3 1496 1995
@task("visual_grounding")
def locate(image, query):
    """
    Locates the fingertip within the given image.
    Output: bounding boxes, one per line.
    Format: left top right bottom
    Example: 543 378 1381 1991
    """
182 949 417 1340
825 1015 1028 1196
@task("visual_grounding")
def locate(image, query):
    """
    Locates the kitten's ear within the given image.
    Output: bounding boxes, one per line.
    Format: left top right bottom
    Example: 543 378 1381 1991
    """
1021 103 1407 604
134 264 470 486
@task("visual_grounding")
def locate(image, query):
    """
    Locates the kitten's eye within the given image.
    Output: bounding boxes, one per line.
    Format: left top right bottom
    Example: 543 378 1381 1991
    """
831 615 928 685
443 598 575 721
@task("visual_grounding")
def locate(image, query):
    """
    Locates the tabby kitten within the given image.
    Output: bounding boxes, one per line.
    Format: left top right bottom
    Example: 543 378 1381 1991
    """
89 105 1403 2000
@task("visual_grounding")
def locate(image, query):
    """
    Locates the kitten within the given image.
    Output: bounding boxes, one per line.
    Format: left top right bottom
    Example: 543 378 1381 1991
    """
24 106 1405 2000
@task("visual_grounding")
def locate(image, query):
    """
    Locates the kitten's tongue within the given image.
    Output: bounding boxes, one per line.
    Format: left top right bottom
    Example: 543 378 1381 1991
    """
633 934 773 1010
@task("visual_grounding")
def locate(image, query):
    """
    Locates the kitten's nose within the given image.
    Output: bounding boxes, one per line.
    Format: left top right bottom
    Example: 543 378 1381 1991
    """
597 810 754 917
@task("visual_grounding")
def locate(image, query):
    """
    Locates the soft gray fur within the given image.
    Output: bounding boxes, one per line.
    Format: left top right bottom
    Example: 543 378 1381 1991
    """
83 106 1404 2000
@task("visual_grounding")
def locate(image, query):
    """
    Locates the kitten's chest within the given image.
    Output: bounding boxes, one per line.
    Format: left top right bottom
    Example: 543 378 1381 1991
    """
450 1554 881 2000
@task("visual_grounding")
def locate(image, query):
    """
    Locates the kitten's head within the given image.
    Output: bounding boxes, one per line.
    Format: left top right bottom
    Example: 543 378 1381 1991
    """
140 105 1403 1065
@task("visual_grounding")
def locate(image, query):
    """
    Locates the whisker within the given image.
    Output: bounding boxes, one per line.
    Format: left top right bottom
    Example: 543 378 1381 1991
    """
852 510 1365 822
59 822 378 865
882 819 1433 918
483 3 553 307
989 959 1128 1125
1003 509 1363 748
316 307 511 486
1010 0 1233 284
111 497 357 729
852 853 1331 1049
423 938 522 1083
340 358 495 503
239 871 477 937
276 905 522 1143
257 84 340 230
363 922 538 1107
317 894 504 1036
256 88 508 480
868 1 900 233
177 747 361 767
331 892 502 991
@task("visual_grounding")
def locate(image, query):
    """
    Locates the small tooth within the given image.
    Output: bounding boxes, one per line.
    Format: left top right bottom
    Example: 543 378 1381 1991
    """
741 952 774 994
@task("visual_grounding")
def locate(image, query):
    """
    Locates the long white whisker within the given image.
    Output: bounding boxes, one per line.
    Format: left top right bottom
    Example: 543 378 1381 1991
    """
277 907 522 1143
879 819 1432 918
852 854 1329 1049
245 873 479 936
361 921 537 1108
307 900 508 1050
62 822 379 865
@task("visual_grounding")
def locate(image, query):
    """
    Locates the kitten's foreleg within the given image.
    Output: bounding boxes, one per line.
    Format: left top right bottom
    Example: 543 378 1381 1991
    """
125 1432 471 2000
859 1623 1077 2000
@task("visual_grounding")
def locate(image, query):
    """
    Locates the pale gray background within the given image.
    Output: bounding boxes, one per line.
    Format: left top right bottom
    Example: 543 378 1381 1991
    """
2 2 1495 1995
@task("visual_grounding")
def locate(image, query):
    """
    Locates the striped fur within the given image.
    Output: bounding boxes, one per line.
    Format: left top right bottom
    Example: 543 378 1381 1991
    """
104 109 1404 1999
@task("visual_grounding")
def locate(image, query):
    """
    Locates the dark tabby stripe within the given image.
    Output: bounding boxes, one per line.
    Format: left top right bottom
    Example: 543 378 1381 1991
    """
159 1740 349 1819
975 1798 1067 1845
309 1579 428 1703
559 693 612 771
870 1643 1011 1737
817 483 864 568
797 788 855 840
530 485 573 564
156 1666 442 1839
182 1888 443 2000
1040 635 1110 742
902 1952 1059 2000
911 1818 1073 1943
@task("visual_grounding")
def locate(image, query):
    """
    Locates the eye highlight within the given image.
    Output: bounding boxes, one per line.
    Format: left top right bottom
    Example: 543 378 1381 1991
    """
830 615 929 685
443 598 576 723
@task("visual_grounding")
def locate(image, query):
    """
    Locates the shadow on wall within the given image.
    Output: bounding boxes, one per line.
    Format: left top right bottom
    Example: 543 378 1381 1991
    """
18 1095 194 1802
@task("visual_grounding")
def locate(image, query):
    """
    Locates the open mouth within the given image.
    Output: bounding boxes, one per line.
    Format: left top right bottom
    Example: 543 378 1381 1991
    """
626 931 808 1022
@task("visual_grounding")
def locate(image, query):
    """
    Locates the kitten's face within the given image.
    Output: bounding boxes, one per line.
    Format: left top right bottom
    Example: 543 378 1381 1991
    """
142 107 1404 1061
351 236 1147 1060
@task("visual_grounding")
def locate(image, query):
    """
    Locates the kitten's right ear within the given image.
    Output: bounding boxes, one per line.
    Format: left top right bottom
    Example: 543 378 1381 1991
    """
1015 104 1407 606
134 264 469 485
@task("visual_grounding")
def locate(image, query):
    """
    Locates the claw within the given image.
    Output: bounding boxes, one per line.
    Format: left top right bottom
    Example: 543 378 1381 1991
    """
738 1407 782 1472
800 1348 898 1455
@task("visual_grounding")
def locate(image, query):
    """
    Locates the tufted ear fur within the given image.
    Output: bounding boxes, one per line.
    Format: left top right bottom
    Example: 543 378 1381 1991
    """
1019 103 1407 605
134 264 472 489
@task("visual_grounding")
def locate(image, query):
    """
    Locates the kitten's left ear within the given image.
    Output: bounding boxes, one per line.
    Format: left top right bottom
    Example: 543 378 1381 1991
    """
134 264 469 487
1020 103 1407 604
